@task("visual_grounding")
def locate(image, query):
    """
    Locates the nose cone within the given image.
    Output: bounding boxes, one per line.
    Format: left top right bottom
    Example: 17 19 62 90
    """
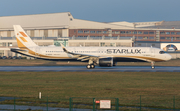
166 54 172 61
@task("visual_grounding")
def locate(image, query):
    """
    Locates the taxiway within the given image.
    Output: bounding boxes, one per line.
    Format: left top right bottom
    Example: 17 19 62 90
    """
0 66 179 72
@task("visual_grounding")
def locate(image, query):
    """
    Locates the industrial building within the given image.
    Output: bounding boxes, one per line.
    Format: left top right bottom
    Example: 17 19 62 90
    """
0 12 180 58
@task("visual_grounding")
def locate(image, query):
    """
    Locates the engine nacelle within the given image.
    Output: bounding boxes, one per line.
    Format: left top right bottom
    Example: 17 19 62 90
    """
98 58 113 67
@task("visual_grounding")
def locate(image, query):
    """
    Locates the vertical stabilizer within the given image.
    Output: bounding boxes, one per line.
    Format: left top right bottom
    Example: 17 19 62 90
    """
13 25 37 49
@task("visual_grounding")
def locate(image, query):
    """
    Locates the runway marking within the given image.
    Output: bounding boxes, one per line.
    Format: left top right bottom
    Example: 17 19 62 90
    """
0 66 180 72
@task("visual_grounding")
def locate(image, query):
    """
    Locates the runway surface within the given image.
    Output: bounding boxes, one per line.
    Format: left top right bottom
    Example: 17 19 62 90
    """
0 66 180 72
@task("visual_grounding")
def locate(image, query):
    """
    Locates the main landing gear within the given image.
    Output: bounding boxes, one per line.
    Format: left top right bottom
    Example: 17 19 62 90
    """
86 64 95 69
151 61 155 69
86 59 96 69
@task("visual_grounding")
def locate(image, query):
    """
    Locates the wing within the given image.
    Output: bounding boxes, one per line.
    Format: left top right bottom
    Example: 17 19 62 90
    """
60 43 105 61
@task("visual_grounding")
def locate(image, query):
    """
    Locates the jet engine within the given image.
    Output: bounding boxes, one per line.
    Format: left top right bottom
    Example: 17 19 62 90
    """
98 58 113 67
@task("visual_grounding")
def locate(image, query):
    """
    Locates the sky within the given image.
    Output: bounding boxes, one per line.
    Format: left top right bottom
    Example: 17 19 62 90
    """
0 0 180 22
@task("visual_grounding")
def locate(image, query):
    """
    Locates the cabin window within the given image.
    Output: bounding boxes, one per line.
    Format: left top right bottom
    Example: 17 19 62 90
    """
159 51 165 54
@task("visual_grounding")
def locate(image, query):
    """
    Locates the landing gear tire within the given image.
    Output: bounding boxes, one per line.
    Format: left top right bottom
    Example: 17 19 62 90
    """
90 64 95 69
86 64 95 69
86 65 91 69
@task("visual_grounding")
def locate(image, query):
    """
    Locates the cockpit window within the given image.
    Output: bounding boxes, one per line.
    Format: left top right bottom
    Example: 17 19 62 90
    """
159 51 165 54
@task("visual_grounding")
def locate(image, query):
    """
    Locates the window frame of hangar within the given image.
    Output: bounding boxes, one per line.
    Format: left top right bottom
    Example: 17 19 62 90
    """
114 31 120 34
0 42 6 46
166 32 170 35
132 31 137 34
112 31 120 34
120 31 125 34
143 31 148 34
149 32 154 34
166 37 171 40
103 31 107 34
143 36 148 39
138 31 142 34
171 37 176 40
90 31 96 34
8 42 13 47
152 44 155 47
96 31 102 34
84 30 89 33
126 31 131 34
137 36 143 40
171 32 175 35
138 44 141 46
160 31 165 35
176 37 180 40
160 37 165 40
149 37 154 39
78 30 83 33
176 32 180 35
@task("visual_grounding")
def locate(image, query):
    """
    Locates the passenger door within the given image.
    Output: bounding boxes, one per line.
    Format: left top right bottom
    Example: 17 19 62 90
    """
151 48 155 57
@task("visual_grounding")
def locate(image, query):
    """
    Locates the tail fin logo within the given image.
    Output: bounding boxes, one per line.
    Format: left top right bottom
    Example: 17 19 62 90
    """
18 32 28 42
20 37 27 42
19 32 27 37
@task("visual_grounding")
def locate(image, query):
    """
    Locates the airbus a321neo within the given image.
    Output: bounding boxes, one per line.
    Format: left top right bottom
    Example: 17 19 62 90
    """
11 25 172 69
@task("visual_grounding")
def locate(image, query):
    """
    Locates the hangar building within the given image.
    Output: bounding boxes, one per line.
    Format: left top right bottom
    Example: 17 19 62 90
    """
0 12 180 58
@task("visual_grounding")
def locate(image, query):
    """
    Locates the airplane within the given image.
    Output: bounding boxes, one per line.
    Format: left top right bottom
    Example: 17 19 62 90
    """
11 25 172 69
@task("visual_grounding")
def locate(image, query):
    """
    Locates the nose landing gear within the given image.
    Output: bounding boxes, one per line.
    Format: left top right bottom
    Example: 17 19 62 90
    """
151 61 155 69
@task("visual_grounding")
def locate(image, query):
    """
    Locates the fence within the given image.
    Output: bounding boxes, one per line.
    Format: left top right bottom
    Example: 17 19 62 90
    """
0 96 180 111
69 97 119 111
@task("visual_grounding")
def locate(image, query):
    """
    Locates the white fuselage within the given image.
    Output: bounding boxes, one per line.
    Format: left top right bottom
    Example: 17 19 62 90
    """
14 46 172 62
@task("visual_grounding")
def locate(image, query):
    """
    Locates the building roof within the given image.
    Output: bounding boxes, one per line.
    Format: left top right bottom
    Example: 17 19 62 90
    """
140 21 180 29
0 12 71 30
0 12 180 31
69 19 133 29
